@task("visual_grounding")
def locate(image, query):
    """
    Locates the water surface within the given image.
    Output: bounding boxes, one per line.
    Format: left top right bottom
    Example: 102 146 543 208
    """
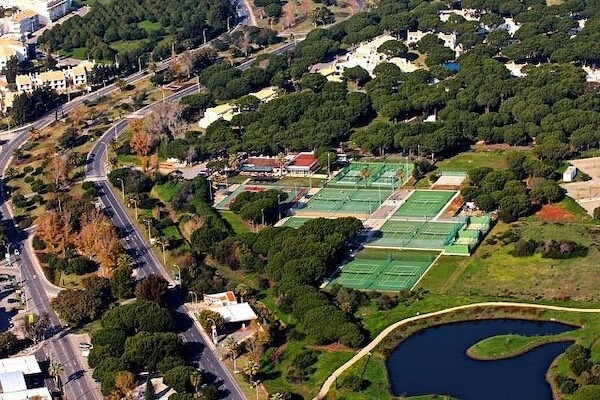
386 319 575 400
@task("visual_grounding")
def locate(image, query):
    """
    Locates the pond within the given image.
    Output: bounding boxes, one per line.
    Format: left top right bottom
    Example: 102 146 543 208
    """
386 319 576 400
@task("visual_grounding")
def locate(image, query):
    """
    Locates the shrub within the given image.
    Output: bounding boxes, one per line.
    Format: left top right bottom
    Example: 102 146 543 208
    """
12 194 27 208
509 239 537 257
376 294 398 310
24 176 34 183
593 207 600 220
23 166 33 174
341 374 364 391
19 216 33 229
32 235 46 251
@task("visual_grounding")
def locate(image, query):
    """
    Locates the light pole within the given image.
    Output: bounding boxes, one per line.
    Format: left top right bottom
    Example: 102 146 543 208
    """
4 243 14 265
145 219 152 241
203 28 208 45
159 86 165 103
261 208 265 226
188 291 198 306
171 40 177 56
277 194 282 221
327 152 331 177
129 198 138 220
194 74 201 93
227 16 233 30
207 317 218 344
137 55 142 73
173 264 181 285
116 177 125 200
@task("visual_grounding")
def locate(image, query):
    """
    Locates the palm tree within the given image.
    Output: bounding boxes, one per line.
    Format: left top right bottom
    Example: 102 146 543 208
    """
277 152 285 177
243 360 259 383
117 253 134 270
48 359 63 393
5 166 17 180
189 370 202 394
235 283 251 303
360 167 371 187
224 336 239 372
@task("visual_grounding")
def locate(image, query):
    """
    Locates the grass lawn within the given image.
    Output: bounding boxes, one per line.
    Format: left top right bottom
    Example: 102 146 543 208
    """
70 47 88 59
467 334 571 360
219 210 251 234
162 225 183 240
261 338 355 399
152 181 182 203
138 20 163 33
436 150 507 172
274 176 325 188
448 221 600 302
226 175 249 184
110 40 146 54
416 255 467 294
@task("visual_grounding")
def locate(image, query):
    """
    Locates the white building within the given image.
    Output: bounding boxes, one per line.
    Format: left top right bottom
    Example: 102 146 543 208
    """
0 38 27 69
5 0 72 25
582 66 600 82
505 61 527 78
3 9 40 35
198 87 278 130
563 166 577 182
406 30 458 52
439 8 481 22
14 60 93 95
0 355 51 400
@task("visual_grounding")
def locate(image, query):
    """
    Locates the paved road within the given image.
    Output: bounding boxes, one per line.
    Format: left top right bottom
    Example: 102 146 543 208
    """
0 4 256 399
86 40 296 400
0 133 102 399
315 301 600 399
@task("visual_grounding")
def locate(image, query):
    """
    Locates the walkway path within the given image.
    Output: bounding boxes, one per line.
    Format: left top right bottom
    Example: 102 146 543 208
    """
315 301 600 399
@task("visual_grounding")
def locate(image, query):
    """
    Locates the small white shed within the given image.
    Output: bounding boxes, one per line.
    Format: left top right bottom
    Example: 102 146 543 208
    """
563 166 577 182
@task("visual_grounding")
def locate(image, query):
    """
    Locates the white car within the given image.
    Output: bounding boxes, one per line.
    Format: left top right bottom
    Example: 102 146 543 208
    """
14 250 19 256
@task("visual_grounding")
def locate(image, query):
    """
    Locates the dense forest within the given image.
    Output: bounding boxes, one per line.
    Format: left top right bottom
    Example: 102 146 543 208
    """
39 0 235 62
179 0 600 163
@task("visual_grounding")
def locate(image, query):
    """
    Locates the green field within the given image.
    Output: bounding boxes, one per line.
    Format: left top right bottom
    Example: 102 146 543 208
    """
110 39 147 54
153 181 182 203
448 221 600 302
138 20 163 33
436 151 508 172
467 334 571 360
219 210 251 234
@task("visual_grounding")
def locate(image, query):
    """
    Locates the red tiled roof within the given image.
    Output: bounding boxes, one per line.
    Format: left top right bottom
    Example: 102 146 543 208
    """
288 153 318 168
245 157 280 168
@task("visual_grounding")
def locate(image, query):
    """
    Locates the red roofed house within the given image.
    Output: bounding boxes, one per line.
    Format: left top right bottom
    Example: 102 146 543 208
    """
285 152 319 176
240 156 283 176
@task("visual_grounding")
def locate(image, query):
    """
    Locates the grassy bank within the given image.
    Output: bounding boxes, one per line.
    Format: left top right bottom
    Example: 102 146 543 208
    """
328 307 600 400
466 334 574 360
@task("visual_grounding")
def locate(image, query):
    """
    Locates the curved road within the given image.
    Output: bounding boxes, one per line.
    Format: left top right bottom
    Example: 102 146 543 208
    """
0 2 256 399
315 301 600 399
85 41 296 400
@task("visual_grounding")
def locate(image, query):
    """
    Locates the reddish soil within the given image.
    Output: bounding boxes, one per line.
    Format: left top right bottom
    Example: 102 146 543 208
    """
536 204 574 221
440 195 464 218
245 186 267 192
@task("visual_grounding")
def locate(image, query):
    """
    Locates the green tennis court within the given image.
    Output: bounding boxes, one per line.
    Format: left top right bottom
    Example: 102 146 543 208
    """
329 162 413 188
393 190 456 218
368 220 465 250
330 249 436 291
282 217 312 228
304 187 393 214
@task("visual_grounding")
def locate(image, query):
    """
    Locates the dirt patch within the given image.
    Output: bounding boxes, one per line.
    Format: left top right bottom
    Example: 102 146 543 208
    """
440 195 464 218
535 204 575 221
309 343 352 352
561 157 600 215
